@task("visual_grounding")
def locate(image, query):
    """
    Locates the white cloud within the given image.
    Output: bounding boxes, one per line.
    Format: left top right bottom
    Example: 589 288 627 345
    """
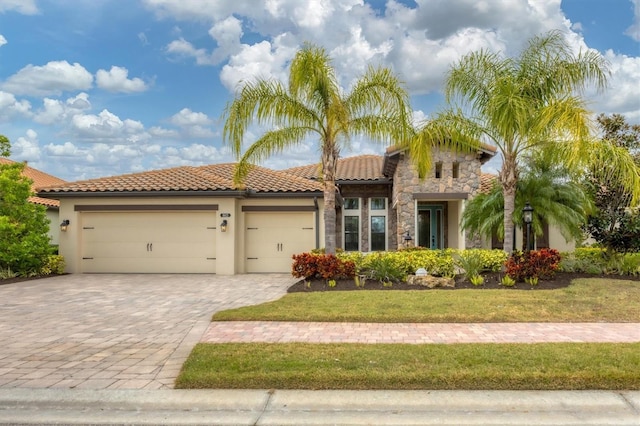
626 0 640 41
1 61 93 96
149 126 180 138
10 129 41 163
170 108 212 126
0 34 6 47
34 93 91 125
208 15 243 63
95 66 148 93
0 91 31 120
0 0 38 14
71 109 147 142
166 38 215 65
594 50 640 123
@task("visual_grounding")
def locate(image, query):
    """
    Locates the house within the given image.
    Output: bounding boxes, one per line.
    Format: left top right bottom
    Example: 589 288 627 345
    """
39 144 573 275
0 158 66 245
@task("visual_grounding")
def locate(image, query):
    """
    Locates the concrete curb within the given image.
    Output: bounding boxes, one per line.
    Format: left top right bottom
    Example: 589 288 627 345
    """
1 389 638 425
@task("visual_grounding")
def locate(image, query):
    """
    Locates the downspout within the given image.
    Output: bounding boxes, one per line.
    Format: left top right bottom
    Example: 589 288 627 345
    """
314 197 320 249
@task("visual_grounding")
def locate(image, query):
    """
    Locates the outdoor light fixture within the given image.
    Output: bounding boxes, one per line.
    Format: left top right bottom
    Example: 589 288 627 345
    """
522 202 533 251
403 230 413 247
220 219 228 232
60 219 70 232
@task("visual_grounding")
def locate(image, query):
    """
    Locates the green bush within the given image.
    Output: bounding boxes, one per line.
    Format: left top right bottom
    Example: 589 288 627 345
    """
40 255 66 276
0 162 53 276
337 249 507 279
360 253 406 284
454 250 485 280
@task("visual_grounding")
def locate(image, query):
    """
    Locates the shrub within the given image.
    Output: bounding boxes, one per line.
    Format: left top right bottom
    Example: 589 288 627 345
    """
40 255 65 276
454 250 485 280
505 249 561 282
360 253 406 284
469 275 485 286
291 253 355 280
500 275 516 287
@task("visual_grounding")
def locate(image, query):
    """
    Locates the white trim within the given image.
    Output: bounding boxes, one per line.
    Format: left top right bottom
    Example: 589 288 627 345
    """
342 197 361 251
369 197 388 251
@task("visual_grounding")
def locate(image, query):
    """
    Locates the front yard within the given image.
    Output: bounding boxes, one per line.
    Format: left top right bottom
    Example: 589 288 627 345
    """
177 277 640 390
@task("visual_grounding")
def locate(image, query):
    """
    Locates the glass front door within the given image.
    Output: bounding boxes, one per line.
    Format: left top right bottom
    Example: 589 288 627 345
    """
418 205 444 249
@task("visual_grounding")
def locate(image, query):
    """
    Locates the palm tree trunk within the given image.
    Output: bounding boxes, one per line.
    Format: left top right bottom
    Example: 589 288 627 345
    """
500 154 518 255
322 144 339 255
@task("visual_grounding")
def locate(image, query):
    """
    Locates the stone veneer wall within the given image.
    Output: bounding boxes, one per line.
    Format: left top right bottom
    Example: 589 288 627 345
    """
392 149 484 249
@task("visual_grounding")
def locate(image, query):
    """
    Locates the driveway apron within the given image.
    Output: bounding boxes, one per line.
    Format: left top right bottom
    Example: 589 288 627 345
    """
0 274 293 390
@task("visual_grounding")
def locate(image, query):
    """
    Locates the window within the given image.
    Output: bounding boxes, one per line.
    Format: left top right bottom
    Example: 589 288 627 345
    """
343 198 359 210
370 197 386 210
452 162 460 178
343 198 360 251
369 197 387 251
435 162 442 179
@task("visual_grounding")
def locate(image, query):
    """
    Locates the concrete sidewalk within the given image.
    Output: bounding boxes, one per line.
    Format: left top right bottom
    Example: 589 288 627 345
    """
1 388 639 425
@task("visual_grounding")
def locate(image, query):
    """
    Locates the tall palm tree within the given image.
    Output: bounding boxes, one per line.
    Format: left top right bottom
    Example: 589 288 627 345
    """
223 43 411 254
462 149 593 246
417 30 640 253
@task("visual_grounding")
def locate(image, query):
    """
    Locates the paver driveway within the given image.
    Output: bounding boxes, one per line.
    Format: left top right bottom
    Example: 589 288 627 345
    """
0 274 293 390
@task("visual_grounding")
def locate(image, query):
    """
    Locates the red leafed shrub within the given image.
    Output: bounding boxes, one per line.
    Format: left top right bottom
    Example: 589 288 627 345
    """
505 249 562 282
292 253 355 280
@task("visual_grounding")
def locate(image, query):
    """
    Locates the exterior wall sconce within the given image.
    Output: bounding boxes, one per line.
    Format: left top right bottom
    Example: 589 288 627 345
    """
220 219 228 232
60 219 70 232
403 230 412 248
522 202 534 251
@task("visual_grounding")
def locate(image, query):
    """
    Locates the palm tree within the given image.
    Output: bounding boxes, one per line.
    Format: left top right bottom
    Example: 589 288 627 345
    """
417 30 640 253
222 43 411 254
462 149 593 246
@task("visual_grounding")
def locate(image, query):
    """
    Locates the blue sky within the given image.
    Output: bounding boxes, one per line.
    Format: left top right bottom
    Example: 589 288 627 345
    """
0 0 638 182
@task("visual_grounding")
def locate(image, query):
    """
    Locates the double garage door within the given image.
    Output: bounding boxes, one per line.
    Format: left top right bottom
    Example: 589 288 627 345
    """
79 209 316 274
81 211 217 273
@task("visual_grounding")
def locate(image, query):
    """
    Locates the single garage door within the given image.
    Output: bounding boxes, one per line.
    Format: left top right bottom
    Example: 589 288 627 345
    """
245 211 315 273
81 211 217 273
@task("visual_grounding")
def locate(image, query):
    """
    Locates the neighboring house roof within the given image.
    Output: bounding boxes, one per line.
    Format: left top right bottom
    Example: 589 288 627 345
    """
480 173 498 194
37 163 324 197
0 158 66 208
284 155 388 182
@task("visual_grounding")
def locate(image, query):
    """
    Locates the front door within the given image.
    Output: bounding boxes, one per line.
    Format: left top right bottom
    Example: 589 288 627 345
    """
418 205 444 249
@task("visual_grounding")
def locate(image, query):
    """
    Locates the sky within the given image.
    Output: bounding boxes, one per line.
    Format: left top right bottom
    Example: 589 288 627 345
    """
0 0 639 182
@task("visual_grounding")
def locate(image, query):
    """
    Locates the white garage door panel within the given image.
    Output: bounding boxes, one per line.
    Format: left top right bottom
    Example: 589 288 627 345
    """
81 212 216 273
245 212 315 273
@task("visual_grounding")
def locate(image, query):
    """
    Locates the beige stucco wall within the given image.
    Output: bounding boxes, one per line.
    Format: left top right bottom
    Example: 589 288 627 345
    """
45 209 60 246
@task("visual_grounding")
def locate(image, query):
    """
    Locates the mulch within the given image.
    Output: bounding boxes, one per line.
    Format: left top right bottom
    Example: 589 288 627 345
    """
287 272 640 293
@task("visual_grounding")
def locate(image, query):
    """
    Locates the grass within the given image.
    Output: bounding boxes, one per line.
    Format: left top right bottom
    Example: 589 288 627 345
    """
213 278 640 323
176 342 640 390
179 277 640 390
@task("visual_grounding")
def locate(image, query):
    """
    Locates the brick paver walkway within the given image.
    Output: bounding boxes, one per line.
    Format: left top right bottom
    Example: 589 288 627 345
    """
202 321 640 344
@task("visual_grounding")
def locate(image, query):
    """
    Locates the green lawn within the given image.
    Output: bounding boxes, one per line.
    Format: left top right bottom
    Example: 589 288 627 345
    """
177 277 640 390
176 342 640 390
213 278 640 323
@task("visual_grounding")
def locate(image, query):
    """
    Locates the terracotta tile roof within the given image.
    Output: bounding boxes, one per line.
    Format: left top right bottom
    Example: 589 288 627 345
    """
37 163 323 195
284 155 386 181
0 158 66 208
480 173 498 194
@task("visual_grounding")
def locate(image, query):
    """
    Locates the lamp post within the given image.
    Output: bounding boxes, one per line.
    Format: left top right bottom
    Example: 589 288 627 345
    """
523 202 533 252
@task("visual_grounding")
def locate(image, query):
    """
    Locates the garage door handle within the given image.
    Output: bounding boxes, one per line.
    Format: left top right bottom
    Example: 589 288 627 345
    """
247 257 258 260
150 243 153 252
302 227 313 230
